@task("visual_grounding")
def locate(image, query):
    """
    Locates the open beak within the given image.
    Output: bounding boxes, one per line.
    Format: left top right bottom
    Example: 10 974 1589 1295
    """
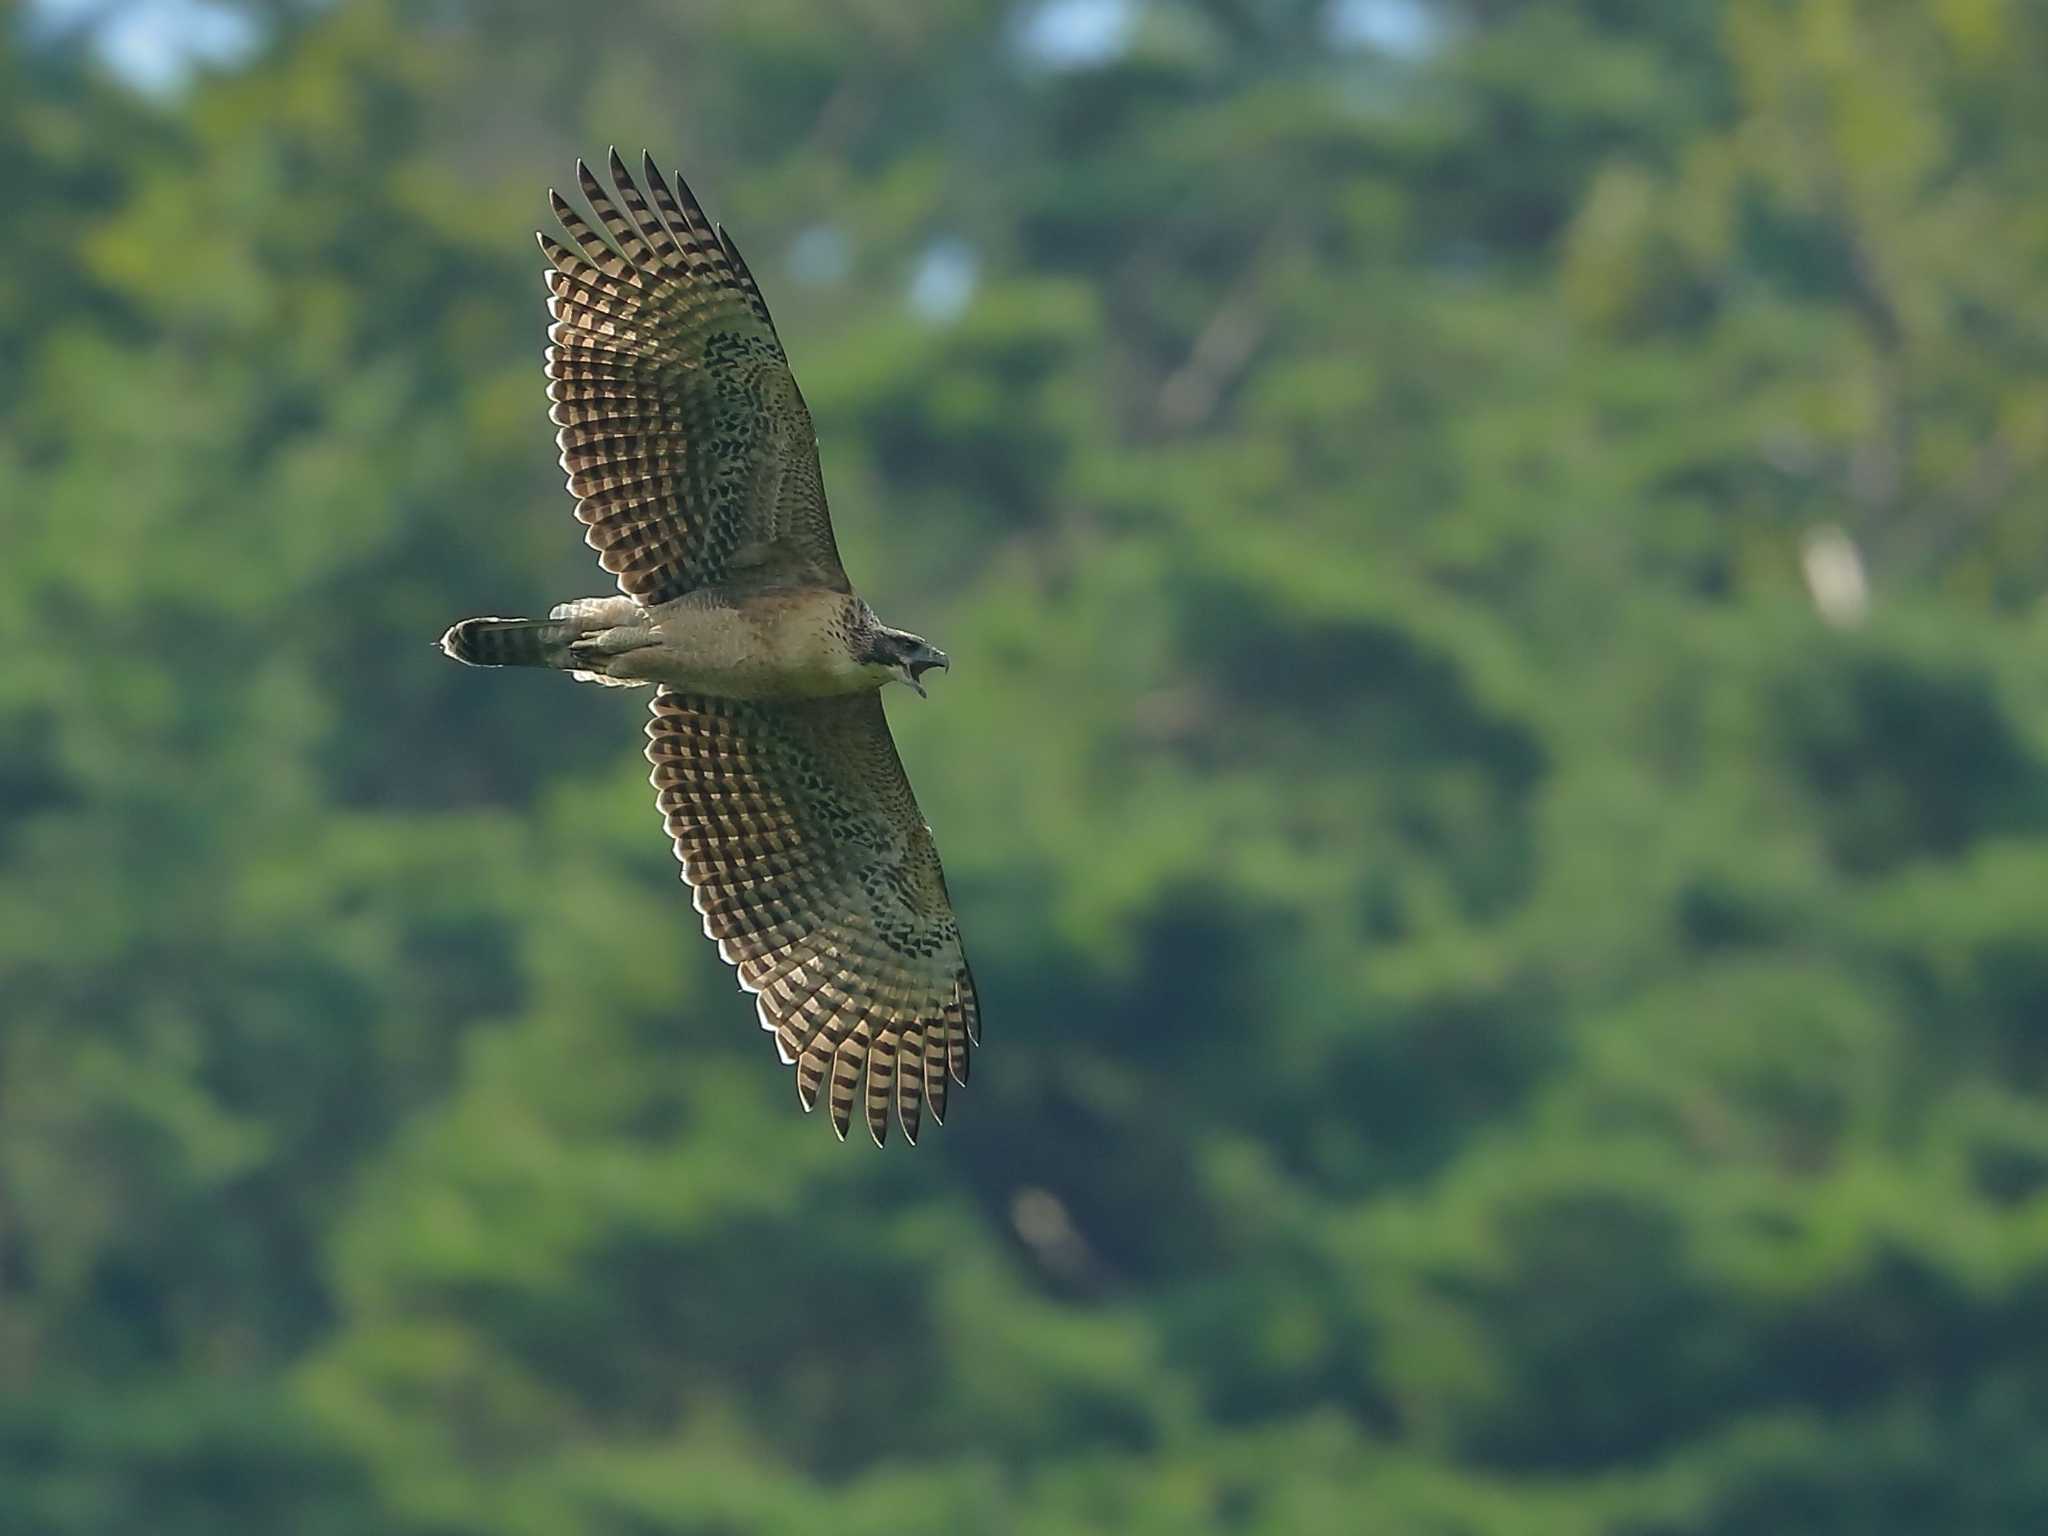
904 648 949 698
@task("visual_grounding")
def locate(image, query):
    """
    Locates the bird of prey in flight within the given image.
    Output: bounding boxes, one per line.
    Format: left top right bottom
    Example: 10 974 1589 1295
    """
439 150 979 1145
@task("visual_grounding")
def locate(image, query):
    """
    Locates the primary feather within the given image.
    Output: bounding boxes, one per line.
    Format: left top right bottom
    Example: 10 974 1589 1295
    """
541 149 846 604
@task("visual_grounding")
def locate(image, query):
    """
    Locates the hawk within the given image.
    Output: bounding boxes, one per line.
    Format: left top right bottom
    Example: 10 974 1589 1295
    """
439 150 979 1145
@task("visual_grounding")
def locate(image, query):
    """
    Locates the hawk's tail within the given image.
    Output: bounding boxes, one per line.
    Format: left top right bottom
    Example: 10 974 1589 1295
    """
438 616 572 669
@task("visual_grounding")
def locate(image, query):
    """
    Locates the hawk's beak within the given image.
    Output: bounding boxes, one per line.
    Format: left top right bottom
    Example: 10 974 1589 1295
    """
904 647 949 699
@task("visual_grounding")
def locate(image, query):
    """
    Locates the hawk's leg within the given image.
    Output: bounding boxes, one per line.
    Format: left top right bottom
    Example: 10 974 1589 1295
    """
567 625 662 686
550 596 645 628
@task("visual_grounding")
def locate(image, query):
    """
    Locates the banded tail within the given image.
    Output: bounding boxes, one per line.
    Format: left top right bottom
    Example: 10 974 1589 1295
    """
438 616 573 669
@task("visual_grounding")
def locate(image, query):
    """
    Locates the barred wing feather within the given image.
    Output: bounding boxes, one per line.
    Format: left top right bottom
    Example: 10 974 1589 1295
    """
542 149 846 604
645 688 979 1144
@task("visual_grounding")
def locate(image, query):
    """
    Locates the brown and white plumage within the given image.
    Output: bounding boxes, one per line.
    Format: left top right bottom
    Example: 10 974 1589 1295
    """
647 692 978 1145
438 150 977 1144
540 150 846 604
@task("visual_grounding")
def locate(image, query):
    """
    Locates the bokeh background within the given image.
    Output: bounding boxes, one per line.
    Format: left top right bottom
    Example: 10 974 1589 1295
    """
7 0 2048 1531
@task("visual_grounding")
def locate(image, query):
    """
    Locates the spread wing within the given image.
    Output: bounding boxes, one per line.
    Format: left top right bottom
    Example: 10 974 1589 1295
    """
541 149 847 605
646 688 980 1145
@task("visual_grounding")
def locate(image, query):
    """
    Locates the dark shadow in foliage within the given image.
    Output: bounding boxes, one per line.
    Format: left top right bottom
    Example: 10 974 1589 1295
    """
1758 1242 2048 1428
1881 917 2048 1097
1624 1375 2048 1536
974 1064 1230 1296
447 1213 942 1479
1160 1240 1402 1436
948 881 1246 1290
847 306 1083 534
1450 1188 1750 1472
0 706 77 855
1674 864 1806 953
1770 640 2048 876
0 1385 396 1536
1320 975 1564 1193
1180 586 1547 922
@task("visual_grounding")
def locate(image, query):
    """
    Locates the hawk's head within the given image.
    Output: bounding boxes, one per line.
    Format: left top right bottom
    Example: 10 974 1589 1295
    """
862 625 951 698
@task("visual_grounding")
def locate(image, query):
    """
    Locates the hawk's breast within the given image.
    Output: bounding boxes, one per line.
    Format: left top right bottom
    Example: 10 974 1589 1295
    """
644 589 873 698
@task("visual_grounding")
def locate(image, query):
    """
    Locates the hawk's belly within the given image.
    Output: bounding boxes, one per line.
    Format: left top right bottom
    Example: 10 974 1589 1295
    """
636 590 873 698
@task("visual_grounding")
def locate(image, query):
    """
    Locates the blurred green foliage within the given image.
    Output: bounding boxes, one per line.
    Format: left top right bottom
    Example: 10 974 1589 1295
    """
5 1 2048 1531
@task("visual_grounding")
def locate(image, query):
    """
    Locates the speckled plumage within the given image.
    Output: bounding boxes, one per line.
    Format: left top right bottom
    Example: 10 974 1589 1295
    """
438 151 976 1145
